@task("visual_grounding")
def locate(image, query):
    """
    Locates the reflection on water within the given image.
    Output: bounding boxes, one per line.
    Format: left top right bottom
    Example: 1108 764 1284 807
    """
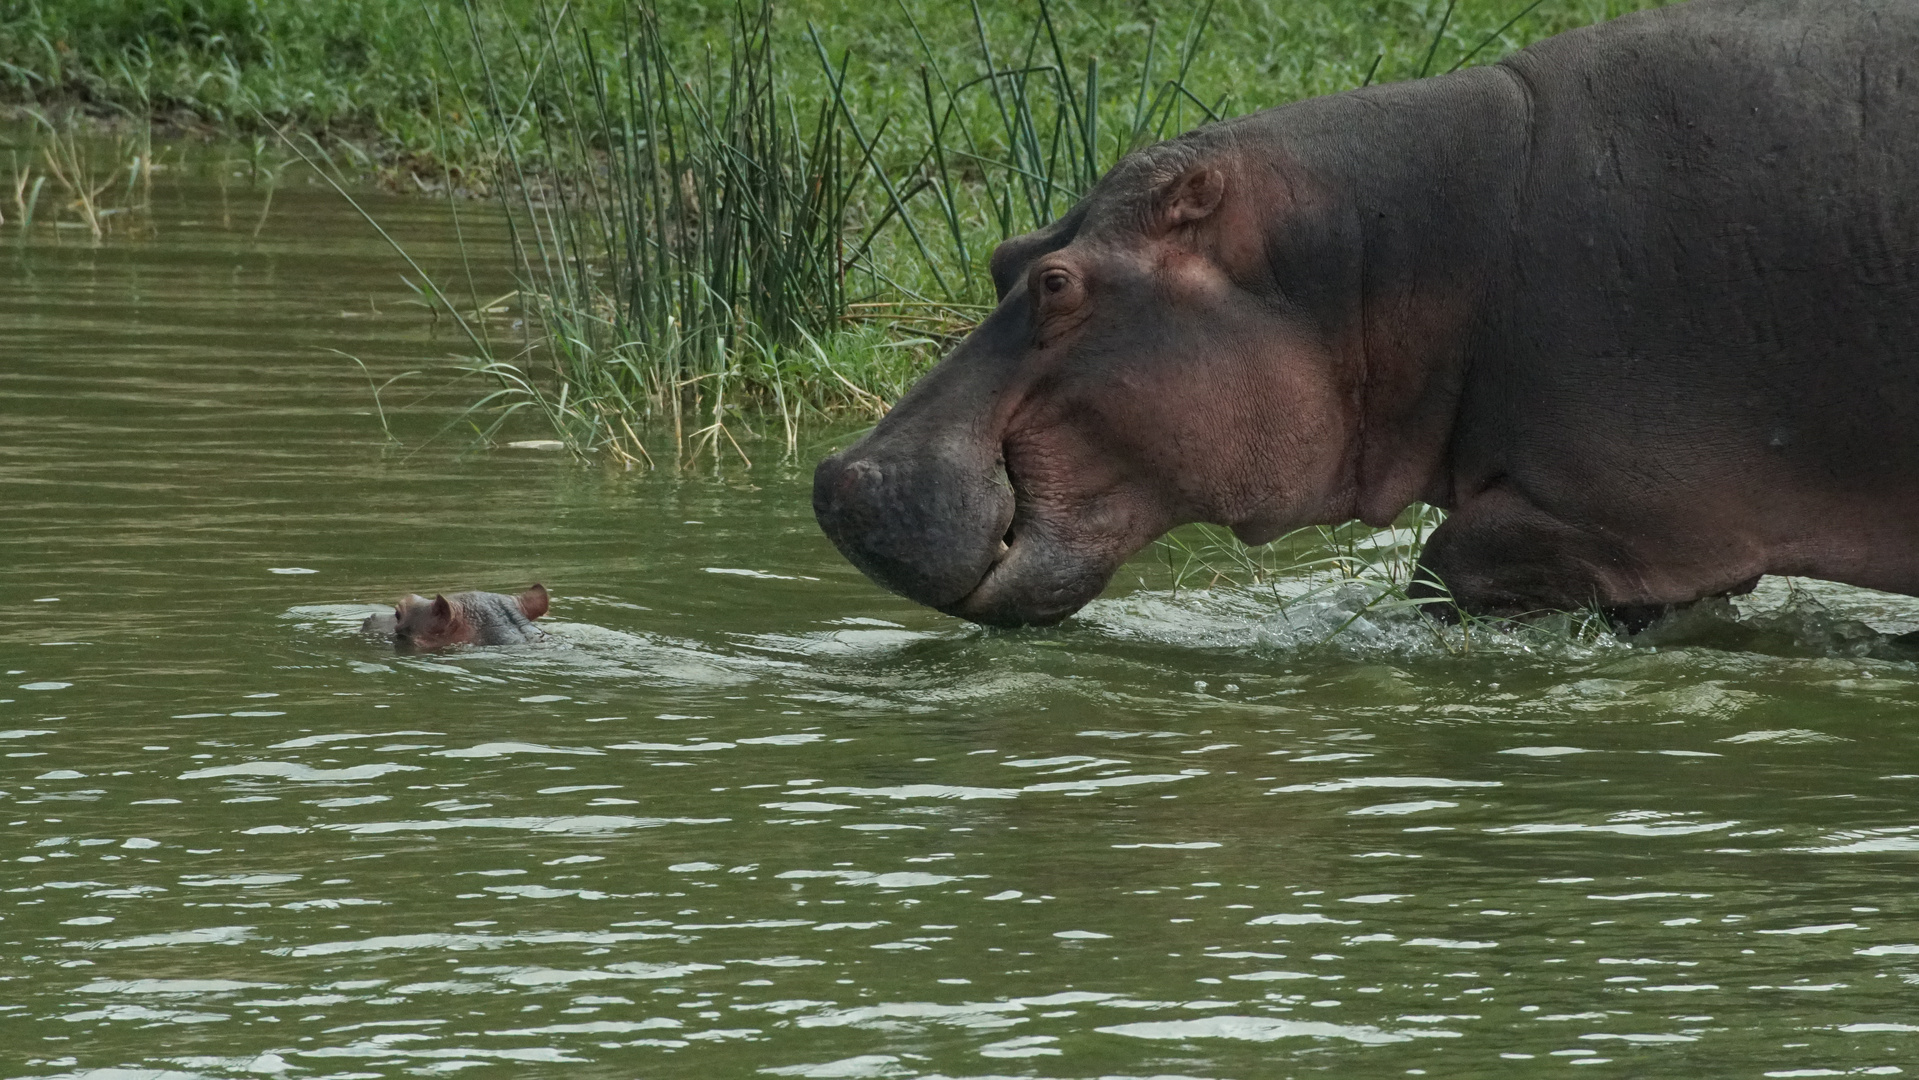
9 137 1919 1078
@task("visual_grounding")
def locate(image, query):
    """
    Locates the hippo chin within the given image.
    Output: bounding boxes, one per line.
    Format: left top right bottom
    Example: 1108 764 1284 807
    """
815 0 1919 628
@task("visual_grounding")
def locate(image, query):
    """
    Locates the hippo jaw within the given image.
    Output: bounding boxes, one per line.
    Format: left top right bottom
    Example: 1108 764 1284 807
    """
814 434 1136 628
941 532 1140 628
941 473 1139 628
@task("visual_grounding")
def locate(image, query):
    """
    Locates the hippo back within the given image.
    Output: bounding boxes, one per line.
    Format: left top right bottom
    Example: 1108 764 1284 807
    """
456 591 544 646
1474 0 1919 550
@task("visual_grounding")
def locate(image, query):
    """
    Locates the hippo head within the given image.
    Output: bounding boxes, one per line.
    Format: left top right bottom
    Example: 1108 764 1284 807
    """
815 136 1375 627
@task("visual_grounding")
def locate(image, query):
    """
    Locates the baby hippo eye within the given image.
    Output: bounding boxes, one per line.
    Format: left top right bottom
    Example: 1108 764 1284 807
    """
1041 269 1070 295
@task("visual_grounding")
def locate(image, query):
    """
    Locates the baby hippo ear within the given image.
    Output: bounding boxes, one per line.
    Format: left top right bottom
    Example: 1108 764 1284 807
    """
518 584 549 620
1157 166 1226 232
427 594 455 631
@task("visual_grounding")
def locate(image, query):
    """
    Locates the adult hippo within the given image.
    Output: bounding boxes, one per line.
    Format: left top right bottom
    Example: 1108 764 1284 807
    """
814 0 1919 627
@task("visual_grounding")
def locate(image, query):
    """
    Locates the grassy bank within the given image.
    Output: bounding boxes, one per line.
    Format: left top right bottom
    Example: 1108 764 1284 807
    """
4 0 1667 462
3 1 1656 159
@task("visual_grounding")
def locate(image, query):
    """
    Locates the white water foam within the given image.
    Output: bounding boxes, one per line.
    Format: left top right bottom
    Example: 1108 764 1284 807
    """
1080 575 1919 663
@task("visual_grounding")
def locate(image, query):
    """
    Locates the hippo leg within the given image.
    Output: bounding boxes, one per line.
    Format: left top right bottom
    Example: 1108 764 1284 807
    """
1408 483 1656 621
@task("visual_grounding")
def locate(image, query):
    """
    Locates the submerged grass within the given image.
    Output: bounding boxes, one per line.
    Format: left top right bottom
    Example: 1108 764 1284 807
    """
3 110 155 239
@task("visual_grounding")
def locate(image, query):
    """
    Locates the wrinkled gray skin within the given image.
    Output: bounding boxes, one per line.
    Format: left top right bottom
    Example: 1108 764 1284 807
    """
362 585 549 650
814 0 1919 627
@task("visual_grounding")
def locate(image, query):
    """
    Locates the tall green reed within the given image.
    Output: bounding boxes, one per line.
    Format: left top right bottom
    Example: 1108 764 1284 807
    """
421 0 892 465
419 0 1233 463
868 0 1221 304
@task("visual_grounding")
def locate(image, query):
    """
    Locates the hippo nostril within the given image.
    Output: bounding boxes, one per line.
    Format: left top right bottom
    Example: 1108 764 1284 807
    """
838 459 882 496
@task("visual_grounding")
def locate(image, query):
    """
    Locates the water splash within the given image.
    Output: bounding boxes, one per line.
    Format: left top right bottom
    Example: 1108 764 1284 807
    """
1083 575 1919 665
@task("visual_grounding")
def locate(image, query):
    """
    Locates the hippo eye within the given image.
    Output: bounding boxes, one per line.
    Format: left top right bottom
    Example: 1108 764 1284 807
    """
1040 269 1070 295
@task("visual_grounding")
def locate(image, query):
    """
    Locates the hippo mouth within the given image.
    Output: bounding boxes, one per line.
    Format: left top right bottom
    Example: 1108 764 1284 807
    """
813 441 1119 628
935 454 1123 627
940 530 1106 628
945 460 1020 616
940 514 1040 626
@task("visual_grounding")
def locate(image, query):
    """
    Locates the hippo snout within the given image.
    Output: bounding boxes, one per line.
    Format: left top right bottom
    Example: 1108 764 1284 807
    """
813 445 1014 611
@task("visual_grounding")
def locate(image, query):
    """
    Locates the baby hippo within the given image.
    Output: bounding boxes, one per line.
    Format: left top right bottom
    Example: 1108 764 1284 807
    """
362 585 549 650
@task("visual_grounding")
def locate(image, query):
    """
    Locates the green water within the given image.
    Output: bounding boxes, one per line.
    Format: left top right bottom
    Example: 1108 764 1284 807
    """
8 144 1919 1080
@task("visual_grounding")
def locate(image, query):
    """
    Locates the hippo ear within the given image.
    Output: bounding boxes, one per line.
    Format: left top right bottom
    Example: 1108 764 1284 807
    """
518 584 549 620
427 594 454 630
1157 167 1226 231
